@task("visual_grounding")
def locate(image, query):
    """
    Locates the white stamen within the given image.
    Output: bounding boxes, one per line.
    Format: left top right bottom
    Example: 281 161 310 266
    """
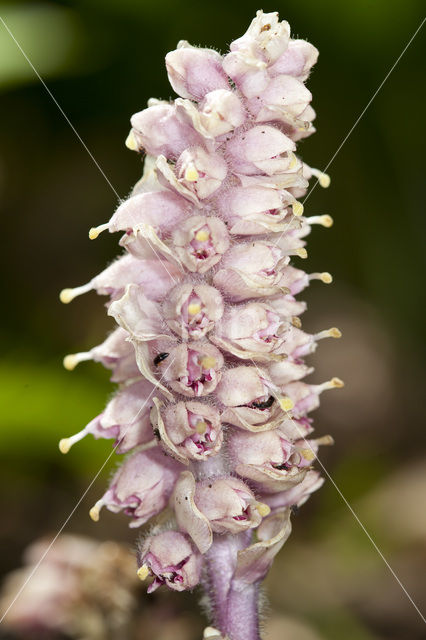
89 223 109 240
295 247 308 259
316 377 344 393
63 352 92 371
59 282 92 304
307 215 333 228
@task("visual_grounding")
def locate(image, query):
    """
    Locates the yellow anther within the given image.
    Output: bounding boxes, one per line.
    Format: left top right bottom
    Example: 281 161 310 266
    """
88 223 109 240
256 502 271 517
292 316 302 328
184 164 199 182
125 130 138 151
330 377 344 388
200 356 216 369
320 214 333 227
292 201 304 216
59 438 71 454
195 229 210 242
300 448 316 461
63 354 77 371
59 289 73 304
320 272 333 284
188 302 202 316
137 564 150 581
279 396 294 412
195 420 208 434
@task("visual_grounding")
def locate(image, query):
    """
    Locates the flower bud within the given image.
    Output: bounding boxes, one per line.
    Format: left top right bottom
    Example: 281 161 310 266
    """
226 125 295 176
166 42 229 100
198 89 246 137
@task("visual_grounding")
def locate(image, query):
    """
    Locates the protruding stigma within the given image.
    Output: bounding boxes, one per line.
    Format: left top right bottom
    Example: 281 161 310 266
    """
59 282 92 304
89 500 103 522
89 223 109 240
311 168 331 188
292 201 304 216
309 272 333 284
63 352 91 371
295 247 307 259
137 564 150 581
315 327 342 341
255 502 271 517
307 215 333 228
279 396 294 412
184 164 199 182
58 427 90 454
125 130 138 151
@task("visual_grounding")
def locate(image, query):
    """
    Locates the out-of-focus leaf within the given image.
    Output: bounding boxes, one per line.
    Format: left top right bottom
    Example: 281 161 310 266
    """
0 4 86 90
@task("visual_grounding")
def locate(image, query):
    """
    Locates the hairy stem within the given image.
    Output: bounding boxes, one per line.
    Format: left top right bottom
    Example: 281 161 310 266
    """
205 533 261 640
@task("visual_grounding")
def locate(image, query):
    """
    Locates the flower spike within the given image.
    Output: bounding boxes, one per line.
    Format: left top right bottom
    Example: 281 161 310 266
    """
60 11 341 640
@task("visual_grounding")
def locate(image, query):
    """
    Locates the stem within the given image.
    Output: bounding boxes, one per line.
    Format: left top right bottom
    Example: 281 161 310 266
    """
191 457 261 640
205 533 261 640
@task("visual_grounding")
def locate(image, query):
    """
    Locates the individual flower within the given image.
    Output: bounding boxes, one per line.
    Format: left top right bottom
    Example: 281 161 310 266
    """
59 379 155 455
89 448 181 528
216 366 291 431
137 530 202 593
162 341 224 397
163 283 224 340
172 215 230 273
150 399 223 463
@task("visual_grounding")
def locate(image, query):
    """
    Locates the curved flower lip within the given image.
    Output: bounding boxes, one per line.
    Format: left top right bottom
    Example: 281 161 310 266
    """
130 102 203 160
225 125 295 176
197 89 246 138
234 509 292 585
213 242 290 302
269 39 319 82
247 75 312 128
216 185 297 236
262 470 324 512
89 448 181 528
138 530 202 593
211 302 289 362
151 398 223 464
173 471 213 553
163 283 224 341
163 341 224 397
172 216 230 274
268 359 313 386
194 476 264 535
166 41 230 101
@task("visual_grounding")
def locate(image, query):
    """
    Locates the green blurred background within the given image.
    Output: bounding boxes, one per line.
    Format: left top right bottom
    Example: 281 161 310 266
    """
0 0 425 638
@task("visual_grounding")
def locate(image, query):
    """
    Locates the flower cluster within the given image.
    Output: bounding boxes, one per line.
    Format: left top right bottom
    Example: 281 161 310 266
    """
60 10 341 638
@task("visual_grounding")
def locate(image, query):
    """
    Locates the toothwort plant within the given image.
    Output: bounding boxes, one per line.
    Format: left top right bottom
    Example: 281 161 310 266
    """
60 11 342 640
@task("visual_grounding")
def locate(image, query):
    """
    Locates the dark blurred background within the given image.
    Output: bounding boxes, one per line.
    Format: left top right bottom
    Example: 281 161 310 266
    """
0 1 425 638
